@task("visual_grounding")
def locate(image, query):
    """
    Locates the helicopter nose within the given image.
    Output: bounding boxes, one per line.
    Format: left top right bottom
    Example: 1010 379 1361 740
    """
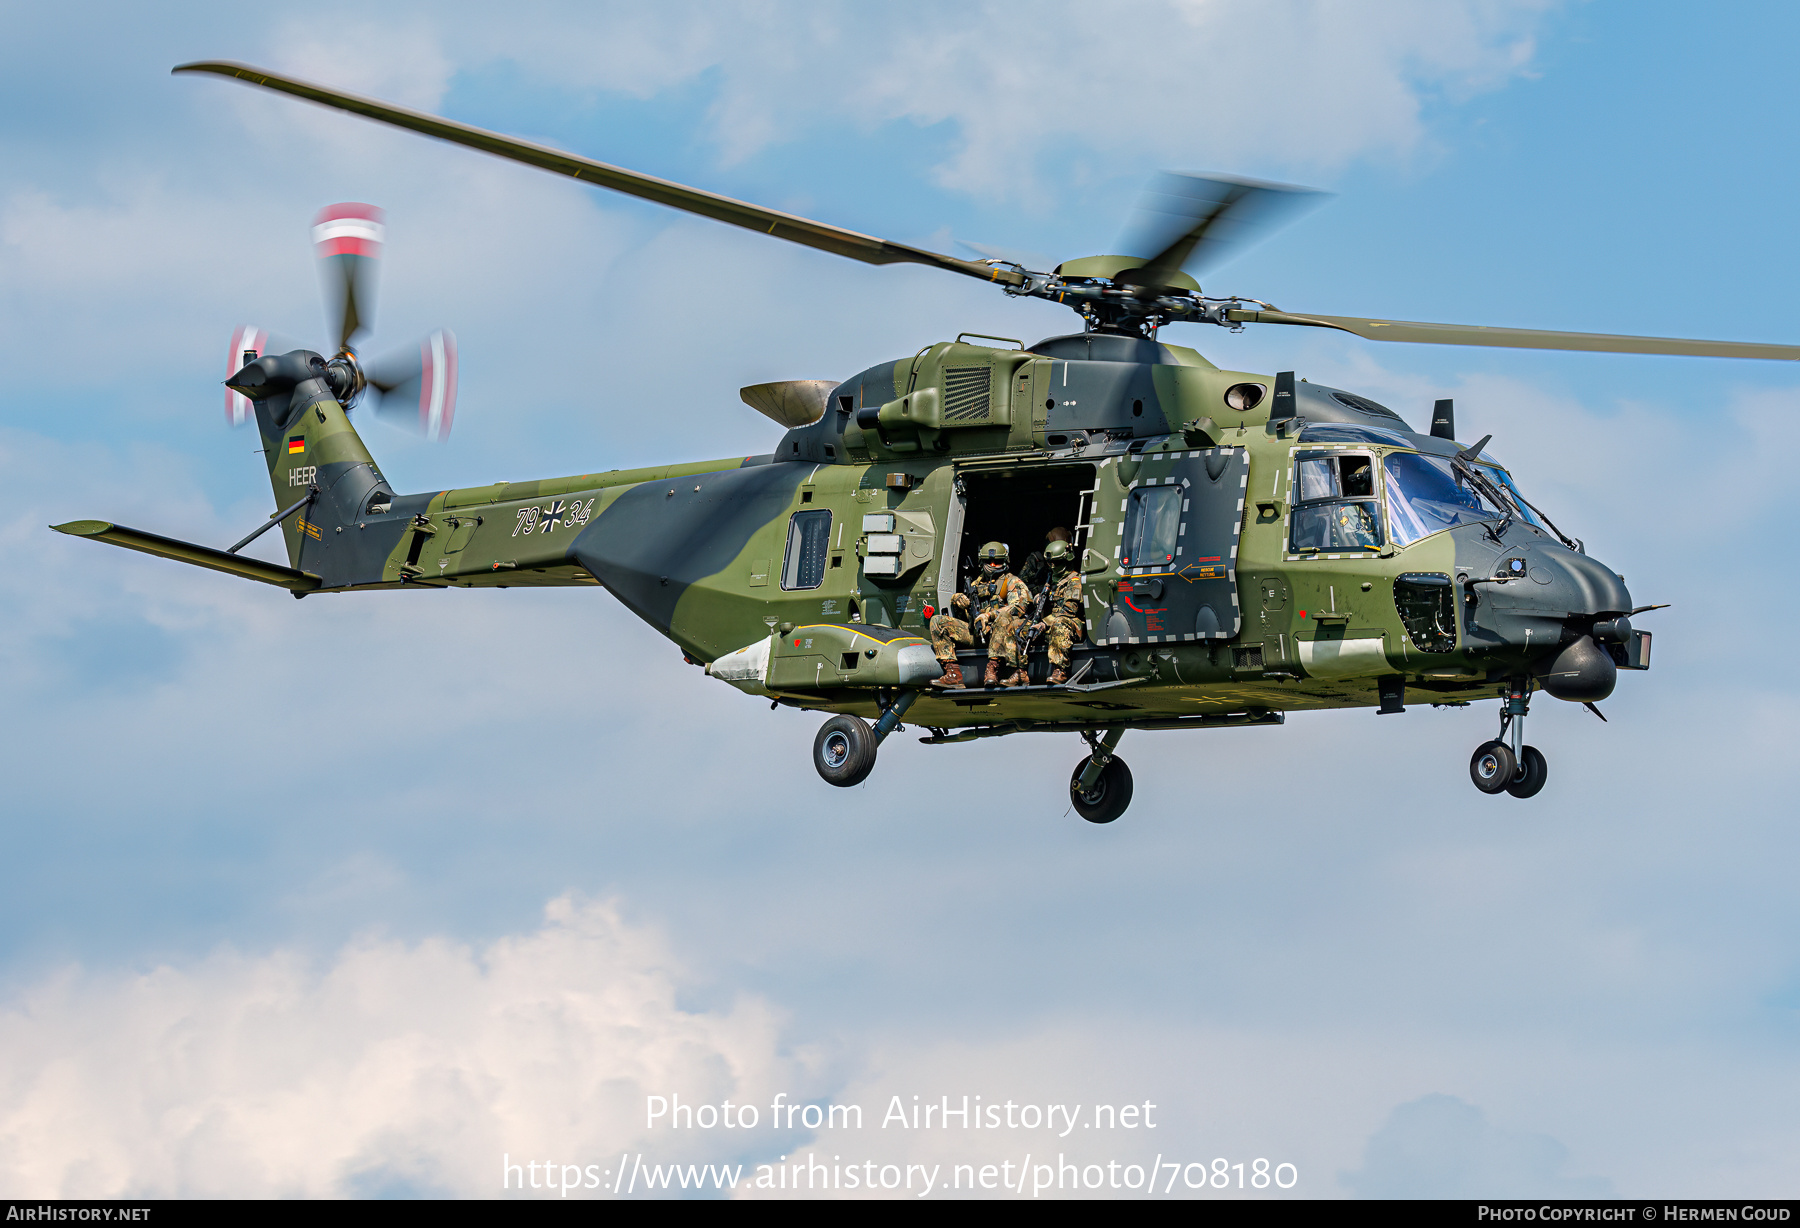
1536 546 1632 620
1458 535 1634 701
1464 533 1632 624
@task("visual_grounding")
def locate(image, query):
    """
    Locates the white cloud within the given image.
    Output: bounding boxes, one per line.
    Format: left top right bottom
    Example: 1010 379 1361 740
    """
268 0 1559 199
802 0 1554 199
1340 1094 1609 1198
0 896 809 1198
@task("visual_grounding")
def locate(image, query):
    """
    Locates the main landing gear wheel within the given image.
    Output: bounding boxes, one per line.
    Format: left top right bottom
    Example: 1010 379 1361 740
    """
1070 755 1133 824
1470 740 1517 795
814 715 877 787
1506 745 1548 799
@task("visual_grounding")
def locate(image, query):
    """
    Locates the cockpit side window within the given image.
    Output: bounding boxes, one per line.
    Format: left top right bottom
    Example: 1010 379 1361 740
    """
1290 452 1382 553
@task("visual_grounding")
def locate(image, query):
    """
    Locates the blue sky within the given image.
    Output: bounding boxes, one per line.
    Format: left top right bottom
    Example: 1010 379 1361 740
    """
2 0 1799 1199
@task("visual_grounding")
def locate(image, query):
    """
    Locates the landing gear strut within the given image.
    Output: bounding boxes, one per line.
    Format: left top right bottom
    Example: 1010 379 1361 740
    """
813 690 919 787
1070 728 1133 824
1469 679 1548 798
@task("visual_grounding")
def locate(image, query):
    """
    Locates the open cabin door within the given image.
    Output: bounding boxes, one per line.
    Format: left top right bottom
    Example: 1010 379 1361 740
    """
935 476 966 616
1097 446 1250 646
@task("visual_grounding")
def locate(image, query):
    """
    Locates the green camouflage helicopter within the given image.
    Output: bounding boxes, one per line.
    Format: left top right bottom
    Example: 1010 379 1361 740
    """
54 62 1799 823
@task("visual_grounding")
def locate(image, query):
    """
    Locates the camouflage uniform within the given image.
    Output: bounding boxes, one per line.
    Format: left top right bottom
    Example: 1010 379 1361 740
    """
931 571 1030 667
928 604 973 663
1039 567 1085 667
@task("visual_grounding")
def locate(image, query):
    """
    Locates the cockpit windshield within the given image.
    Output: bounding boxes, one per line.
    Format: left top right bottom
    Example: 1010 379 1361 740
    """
1383 452 1545 547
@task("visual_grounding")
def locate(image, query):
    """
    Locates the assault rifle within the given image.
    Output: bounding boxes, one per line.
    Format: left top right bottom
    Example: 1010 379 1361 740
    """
1014 582 1053 672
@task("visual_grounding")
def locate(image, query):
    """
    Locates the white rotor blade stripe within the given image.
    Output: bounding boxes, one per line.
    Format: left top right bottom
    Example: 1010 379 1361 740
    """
311 218 386 245
424 330 456 442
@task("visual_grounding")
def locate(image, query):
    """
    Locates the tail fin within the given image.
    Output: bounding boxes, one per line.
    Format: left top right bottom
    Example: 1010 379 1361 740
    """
230 350 393 569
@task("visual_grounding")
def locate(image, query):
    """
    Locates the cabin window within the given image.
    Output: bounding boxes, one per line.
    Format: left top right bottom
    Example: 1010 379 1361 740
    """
780 509 832 590
1122 486 1181 567
1290 452 1382 553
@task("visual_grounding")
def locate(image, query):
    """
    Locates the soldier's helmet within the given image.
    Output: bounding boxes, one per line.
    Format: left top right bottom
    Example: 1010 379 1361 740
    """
1044 539 1073 567
978 541 1010 568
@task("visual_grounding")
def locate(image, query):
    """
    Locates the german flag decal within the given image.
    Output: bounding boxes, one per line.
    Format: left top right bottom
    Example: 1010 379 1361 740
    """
287 436 305 454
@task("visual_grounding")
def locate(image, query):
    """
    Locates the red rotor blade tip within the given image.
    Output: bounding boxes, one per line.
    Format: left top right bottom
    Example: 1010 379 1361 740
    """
225 325 267 427
312 203 386 259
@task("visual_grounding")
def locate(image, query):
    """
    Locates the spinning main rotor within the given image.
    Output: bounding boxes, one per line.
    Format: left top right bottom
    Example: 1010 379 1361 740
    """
178 60 1800 361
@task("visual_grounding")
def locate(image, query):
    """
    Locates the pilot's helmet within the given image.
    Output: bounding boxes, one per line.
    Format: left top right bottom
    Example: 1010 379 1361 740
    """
978 541 1010 569
1045 527 1073 544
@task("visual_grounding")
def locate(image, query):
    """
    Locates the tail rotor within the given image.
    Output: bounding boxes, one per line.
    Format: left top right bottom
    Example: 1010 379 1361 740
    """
222 203 459 441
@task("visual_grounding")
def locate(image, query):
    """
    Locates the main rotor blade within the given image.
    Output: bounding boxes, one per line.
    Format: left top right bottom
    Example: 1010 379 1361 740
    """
1119 173 1326 290
1225 308 1800 361
174 61 1024 289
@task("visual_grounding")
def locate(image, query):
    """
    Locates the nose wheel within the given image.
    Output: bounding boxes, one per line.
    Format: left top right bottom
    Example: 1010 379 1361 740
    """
1469 680 1549 798
1507 744 1548 798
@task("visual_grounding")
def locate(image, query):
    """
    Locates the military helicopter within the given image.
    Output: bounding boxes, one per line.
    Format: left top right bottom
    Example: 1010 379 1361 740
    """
53 62 1800 824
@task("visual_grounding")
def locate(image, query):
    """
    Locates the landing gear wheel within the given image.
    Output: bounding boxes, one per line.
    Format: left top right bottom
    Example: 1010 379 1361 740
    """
1506 745 1548 799
1470 740 1517 795
814 715 876 787
1070 755 1133 824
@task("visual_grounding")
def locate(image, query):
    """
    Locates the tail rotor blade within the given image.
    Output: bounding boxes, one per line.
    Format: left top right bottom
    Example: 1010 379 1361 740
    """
312 203 384 353
224 325 269 426
366 329 458 441
224 326 302 425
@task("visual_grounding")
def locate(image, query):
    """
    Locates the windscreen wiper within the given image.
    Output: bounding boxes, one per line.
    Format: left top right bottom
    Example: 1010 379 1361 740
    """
1453 436 1583 552
1451 435 1513 542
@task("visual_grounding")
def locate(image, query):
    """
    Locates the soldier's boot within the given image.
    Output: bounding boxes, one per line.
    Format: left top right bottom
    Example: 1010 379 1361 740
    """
931 661 966 689
1001 664 1029 687
1048 666 1070 685
982 659 1000 687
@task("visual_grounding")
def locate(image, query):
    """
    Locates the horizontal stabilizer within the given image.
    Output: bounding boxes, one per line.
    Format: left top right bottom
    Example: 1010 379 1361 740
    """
51 520 321 592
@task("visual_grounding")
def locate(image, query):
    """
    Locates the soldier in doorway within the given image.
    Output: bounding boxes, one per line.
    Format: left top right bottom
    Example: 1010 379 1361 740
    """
1018 526 1074 591
928 597 974 689
930 541 1031 688
1030 539 1086 685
